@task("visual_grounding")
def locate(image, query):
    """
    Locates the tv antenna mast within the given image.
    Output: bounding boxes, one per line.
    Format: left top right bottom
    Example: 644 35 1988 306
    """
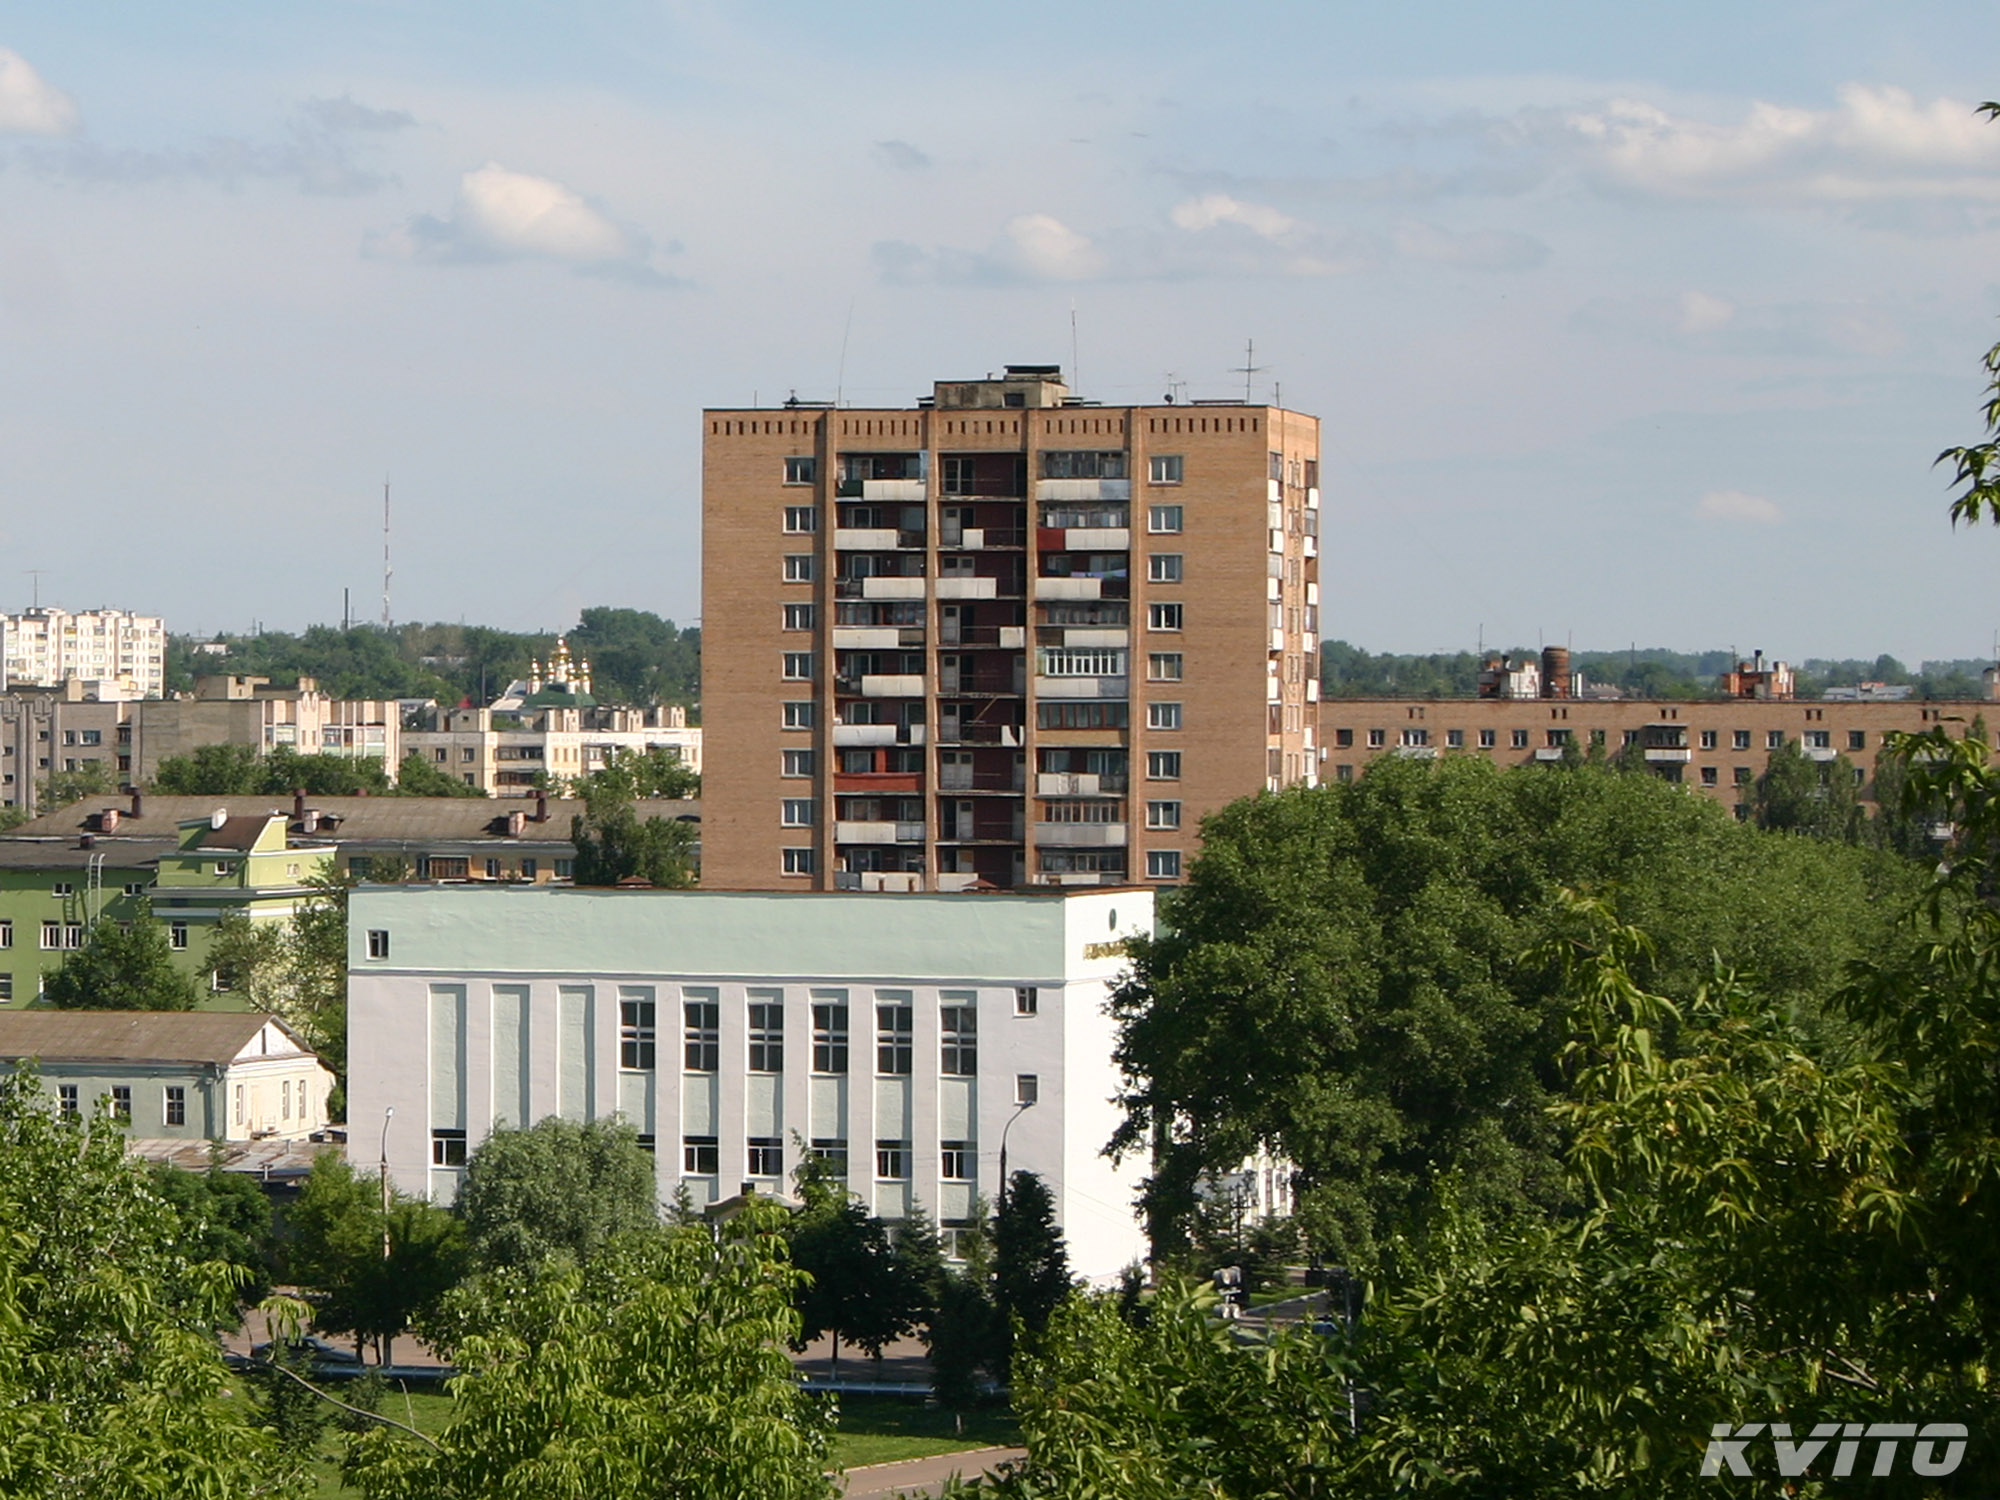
1230 339 1268 403
24 569 45 609
381 479 393 630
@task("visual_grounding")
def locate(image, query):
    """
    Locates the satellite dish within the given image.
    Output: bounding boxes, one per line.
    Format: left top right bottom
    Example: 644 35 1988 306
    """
210 808 228 829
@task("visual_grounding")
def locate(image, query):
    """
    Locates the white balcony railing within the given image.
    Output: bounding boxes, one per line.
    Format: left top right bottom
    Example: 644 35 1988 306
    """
1034 822 1127 847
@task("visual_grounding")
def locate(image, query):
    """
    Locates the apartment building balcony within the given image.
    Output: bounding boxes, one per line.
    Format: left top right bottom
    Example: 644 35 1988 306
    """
939 527 1028 550
1051 527 1130 550
834 772 923 794
1644 747 1693 763
1035 577 1103 601
936 723 1024 747
833 528 925 551
834 723 930 747
832 627 906 650
937 625 1028 649
938 768 1027 792
1036 772 1127 796
862 479 926 501
838 577 925 601
1036 479 1131 502
1035 675 1128 700
834 820 927 844
857 674 925 698
935 577 1000 600
1061 628 1129 649
1034 821 1127 847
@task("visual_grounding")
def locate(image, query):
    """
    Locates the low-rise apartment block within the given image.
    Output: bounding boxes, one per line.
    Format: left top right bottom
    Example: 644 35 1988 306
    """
347 885 1152 1280
0 806 333 1006
0 1010 333 1141
1320 693 1996 809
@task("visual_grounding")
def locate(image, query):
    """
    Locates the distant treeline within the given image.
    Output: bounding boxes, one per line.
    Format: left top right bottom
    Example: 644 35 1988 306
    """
169 608 700 710
1319 640 1995 701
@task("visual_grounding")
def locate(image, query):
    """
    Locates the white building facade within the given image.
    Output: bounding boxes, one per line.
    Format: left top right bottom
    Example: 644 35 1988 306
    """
2 608 166 699
347 885 1151 1279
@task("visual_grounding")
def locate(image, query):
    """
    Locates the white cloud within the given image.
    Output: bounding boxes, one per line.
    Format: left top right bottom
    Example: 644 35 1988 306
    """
1390 220 1548 271
1677 290 1735 334
1561 85 2000 202
372 163 673 282
0 49 78 136
1696 489 1783 525
1000 214 1104 280
1170 193 1295 237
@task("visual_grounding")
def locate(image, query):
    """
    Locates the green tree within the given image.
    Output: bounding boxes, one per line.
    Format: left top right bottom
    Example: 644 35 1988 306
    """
1749 739 1864 840
391 750 487 798
203 875 353 1099
455 1117 658 1270
151 742 266 794
572 745 700 802
350 1205 831 1500
993 1171 1072 1375
147 1159 276 1304
1110 757 1918 1264
569 795 698 888
43 905 200 1011
787 1179 916 1372
0 1068 299 1493
42 758 118 810
288 1154 467 1363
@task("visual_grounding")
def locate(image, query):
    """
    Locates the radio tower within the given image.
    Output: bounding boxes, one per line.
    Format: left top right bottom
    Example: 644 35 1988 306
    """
381 480 393 630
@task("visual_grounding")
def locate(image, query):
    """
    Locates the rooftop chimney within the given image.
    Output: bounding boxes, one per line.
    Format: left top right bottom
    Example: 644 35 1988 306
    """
101 807 120 834
507 809 527 837
534 792 548 823
293 788 306 820
129 789 143 819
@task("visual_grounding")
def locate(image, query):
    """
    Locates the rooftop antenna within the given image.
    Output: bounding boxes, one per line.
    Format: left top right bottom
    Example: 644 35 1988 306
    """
835 301 854 408
381 479 393 631
24 569 44 609
1231 339 1268 402
1162 370 1188 404
1070 301 1080 393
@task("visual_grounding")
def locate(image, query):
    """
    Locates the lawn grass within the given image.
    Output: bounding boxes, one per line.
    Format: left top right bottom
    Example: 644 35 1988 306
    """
827 1394 1020 1470
247 1377 1015 1491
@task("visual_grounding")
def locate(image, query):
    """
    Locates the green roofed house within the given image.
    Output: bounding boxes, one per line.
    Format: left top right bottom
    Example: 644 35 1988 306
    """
0 809 333 1007
0 1009 333 1141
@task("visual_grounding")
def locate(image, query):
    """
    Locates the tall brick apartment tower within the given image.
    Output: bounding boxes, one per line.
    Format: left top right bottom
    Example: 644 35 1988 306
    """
701 365 1321 892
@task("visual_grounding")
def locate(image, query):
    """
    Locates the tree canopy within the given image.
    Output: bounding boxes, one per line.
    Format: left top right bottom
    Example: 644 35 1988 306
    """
152 741 392 796
1110 755 1920 1262
350 1204 833 1500
454 1116 658 1270
43 906 200 1012
0 1068 296 1493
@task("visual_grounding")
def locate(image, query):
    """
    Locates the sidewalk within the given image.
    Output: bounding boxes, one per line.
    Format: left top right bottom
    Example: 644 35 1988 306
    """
840 1446 1025 1498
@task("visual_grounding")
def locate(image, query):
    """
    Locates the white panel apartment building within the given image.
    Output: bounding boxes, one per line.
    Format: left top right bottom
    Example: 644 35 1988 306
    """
2 608 166 699
348 885 1151 1279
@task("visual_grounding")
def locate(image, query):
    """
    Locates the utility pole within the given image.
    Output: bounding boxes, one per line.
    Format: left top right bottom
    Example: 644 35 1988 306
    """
381 481 393 631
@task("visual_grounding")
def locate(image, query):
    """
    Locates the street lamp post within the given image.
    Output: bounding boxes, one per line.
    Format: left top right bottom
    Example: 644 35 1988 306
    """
997 1098 1034 1212
378 1106 394 1261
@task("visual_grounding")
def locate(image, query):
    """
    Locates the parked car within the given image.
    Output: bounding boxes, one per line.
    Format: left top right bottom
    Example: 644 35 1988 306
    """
249 1335 366 1374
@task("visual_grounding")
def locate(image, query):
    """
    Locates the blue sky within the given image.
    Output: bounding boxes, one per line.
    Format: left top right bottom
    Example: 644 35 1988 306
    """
2 2 1997 662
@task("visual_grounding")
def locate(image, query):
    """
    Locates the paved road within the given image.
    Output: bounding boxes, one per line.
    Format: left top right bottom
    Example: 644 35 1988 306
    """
840 1446 1026 1497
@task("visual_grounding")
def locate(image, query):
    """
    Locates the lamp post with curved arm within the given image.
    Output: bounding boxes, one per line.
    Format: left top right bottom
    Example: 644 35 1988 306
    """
378 1106 394 1262
997 1097 1034 1212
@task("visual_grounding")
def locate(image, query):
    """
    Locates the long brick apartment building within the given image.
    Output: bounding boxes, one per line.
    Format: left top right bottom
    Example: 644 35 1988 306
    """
1318 649 1999 813
702 365 1321 891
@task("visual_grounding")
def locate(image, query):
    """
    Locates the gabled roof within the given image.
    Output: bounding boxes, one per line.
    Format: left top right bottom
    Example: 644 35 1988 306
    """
179 813 278 851
7 795 697 847
0 1010 314 1067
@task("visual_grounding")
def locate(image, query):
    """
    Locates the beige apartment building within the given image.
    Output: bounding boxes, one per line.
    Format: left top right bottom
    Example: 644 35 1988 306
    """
1318 692 1995 811
0 675 399 817
702 365 1321 891
1 607 165 699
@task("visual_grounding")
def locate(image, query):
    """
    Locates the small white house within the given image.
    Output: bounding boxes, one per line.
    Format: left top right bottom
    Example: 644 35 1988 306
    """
0 1010 333 1141
347 885 1154 1281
